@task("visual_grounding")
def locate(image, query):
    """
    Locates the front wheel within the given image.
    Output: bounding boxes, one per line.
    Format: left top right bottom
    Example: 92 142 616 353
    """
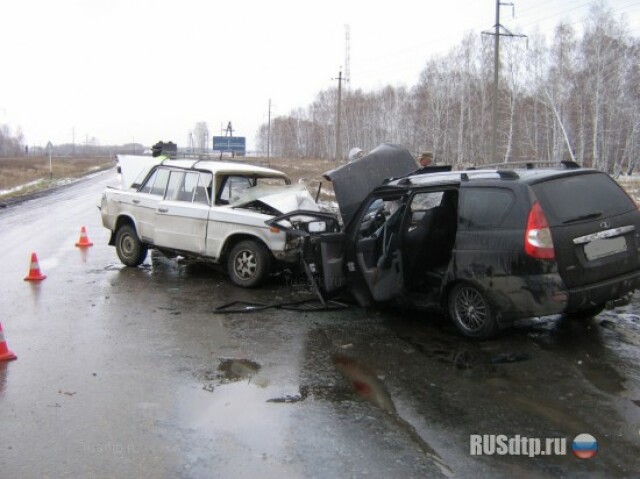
448 283 499 339
115 224 148 266
227 240 271 288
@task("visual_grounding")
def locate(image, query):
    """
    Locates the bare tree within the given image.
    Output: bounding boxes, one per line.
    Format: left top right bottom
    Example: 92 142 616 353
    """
193 121 210 153
259 4 639 174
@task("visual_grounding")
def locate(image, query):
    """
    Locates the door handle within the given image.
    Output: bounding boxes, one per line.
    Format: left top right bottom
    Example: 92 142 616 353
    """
158 208 169 213
132 199 141 204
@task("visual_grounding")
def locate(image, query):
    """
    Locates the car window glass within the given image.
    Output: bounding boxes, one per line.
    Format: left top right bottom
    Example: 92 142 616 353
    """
405 191 445 228
176 172 199 202
219 176 252 203
256 177 288 187
165 171 185 201
139 169 158 194
358 197 404 238
532 173 635 225
460 188 513 228
409 191 444 213
148 168 170 196
194 173 213 205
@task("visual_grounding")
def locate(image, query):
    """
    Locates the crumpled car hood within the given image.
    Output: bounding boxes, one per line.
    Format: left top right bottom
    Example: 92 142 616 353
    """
323 143 418 226
230 184 319 213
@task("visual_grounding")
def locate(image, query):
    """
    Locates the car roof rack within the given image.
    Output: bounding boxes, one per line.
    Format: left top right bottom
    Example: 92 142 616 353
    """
460 170 519 181
479 160 582 170
496 170 519 179
560 160 581 169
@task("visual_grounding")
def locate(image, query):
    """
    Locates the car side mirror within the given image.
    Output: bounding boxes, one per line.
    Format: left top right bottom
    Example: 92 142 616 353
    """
308 221 327 233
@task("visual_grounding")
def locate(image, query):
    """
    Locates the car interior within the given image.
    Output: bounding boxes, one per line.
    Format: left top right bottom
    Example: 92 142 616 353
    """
404 189 458 286
354 188 459 295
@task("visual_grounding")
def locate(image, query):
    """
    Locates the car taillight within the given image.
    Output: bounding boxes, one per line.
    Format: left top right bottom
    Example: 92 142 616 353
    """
525 201 555 259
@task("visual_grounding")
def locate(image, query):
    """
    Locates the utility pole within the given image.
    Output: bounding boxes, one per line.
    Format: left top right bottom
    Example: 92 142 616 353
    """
344 25 351 91
482 1 526 162
333 69 346 162
267 98 271 164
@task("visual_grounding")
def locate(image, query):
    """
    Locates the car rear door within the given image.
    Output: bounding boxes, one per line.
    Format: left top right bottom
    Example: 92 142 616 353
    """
135 167 171 243
531 171 640 289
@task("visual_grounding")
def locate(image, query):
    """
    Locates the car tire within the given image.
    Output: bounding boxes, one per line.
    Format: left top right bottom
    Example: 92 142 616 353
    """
227 240 271 288
115 224 148 267
564 304 605 320
448 283 499 339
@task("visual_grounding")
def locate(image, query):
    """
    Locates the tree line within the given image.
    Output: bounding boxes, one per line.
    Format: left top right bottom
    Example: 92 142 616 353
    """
0 124 24 156
257 3 640 174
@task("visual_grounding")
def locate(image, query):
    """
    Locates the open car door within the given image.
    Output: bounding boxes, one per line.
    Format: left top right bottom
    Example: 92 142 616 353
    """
346 189 409 303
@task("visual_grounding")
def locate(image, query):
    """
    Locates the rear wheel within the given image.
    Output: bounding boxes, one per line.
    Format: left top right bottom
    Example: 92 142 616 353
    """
115 224 148 266
564 304 605 320
227 240 271 288
448 283 499 339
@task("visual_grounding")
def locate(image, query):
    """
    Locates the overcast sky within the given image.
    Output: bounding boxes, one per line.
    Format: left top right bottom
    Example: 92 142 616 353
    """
1 0 638 151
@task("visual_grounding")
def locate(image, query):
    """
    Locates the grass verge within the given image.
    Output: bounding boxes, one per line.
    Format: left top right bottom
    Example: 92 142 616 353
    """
0 156 115 199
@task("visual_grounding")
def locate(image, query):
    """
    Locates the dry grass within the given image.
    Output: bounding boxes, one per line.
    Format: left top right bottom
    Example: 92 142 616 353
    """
616 176 640 202
0 156 115 198
5 153 637 206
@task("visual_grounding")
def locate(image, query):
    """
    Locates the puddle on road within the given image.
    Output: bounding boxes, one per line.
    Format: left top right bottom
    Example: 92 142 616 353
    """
179 358 302 468
333 354 396 414
218 358 262 383
178 379 297 466
333 353 453 476
195 358 268 392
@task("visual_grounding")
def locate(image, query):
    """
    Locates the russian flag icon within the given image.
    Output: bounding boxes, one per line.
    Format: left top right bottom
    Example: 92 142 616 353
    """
572 433 598 459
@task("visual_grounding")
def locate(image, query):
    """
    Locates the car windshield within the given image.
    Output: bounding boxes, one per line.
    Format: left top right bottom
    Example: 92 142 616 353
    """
219 175 288 203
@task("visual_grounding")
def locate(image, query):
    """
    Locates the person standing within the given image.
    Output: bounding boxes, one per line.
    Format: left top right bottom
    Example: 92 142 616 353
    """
348 147 365 163
418 151 434 167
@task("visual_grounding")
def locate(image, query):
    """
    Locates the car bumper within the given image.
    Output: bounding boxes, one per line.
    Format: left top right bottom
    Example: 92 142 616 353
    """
272 249 300 264
565 269 640 311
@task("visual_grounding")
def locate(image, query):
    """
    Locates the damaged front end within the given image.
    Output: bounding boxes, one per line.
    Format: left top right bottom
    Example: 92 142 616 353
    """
231 184 325 261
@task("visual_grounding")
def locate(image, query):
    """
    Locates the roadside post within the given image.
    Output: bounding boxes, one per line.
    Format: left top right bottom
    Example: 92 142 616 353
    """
46 141 53 179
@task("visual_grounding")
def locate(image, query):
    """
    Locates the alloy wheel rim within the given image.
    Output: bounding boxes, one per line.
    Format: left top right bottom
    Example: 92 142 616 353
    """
234 250 257 279
454 287 487 332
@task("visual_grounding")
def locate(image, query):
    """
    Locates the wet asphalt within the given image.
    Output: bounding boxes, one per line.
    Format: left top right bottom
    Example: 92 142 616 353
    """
0 169 639 478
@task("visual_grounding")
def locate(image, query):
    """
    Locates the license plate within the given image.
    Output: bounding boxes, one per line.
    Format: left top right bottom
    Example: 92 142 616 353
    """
584 236 627 261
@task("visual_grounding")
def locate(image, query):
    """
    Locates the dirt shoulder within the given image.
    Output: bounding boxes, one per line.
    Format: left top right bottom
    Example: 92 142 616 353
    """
0 156 115 207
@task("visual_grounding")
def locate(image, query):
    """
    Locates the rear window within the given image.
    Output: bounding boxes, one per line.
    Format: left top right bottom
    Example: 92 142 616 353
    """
532 173 635 225
460 187 514 228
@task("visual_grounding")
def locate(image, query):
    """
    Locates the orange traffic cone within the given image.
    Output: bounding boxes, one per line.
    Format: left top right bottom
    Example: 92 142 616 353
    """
24 252 47 281
0 322 17 361
75 226 93 247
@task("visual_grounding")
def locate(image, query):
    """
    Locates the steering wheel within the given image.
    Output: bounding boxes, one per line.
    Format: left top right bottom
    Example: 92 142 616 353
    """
369 206 387 234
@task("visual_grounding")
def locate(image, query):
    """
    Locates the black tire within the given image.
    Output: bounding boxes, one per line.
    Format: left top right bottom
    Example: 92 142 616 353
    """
564 304 605 320
115 224 148 267
227 240 271 288
448 283 499 339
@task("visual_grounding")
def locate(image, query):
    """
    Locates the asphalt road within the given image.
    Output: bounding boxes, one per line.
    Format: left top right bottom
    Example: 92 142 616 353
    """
1 169 639 478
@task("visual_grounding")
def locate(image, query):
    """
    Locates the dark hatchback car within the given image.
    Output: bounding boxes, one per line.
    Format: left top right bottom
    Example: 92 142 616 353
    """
283 144 640 338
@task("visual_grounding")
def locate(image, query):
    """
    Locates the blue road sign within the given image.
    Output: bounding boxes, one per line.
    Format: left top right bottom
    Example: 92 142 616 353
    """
213 136 246 154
